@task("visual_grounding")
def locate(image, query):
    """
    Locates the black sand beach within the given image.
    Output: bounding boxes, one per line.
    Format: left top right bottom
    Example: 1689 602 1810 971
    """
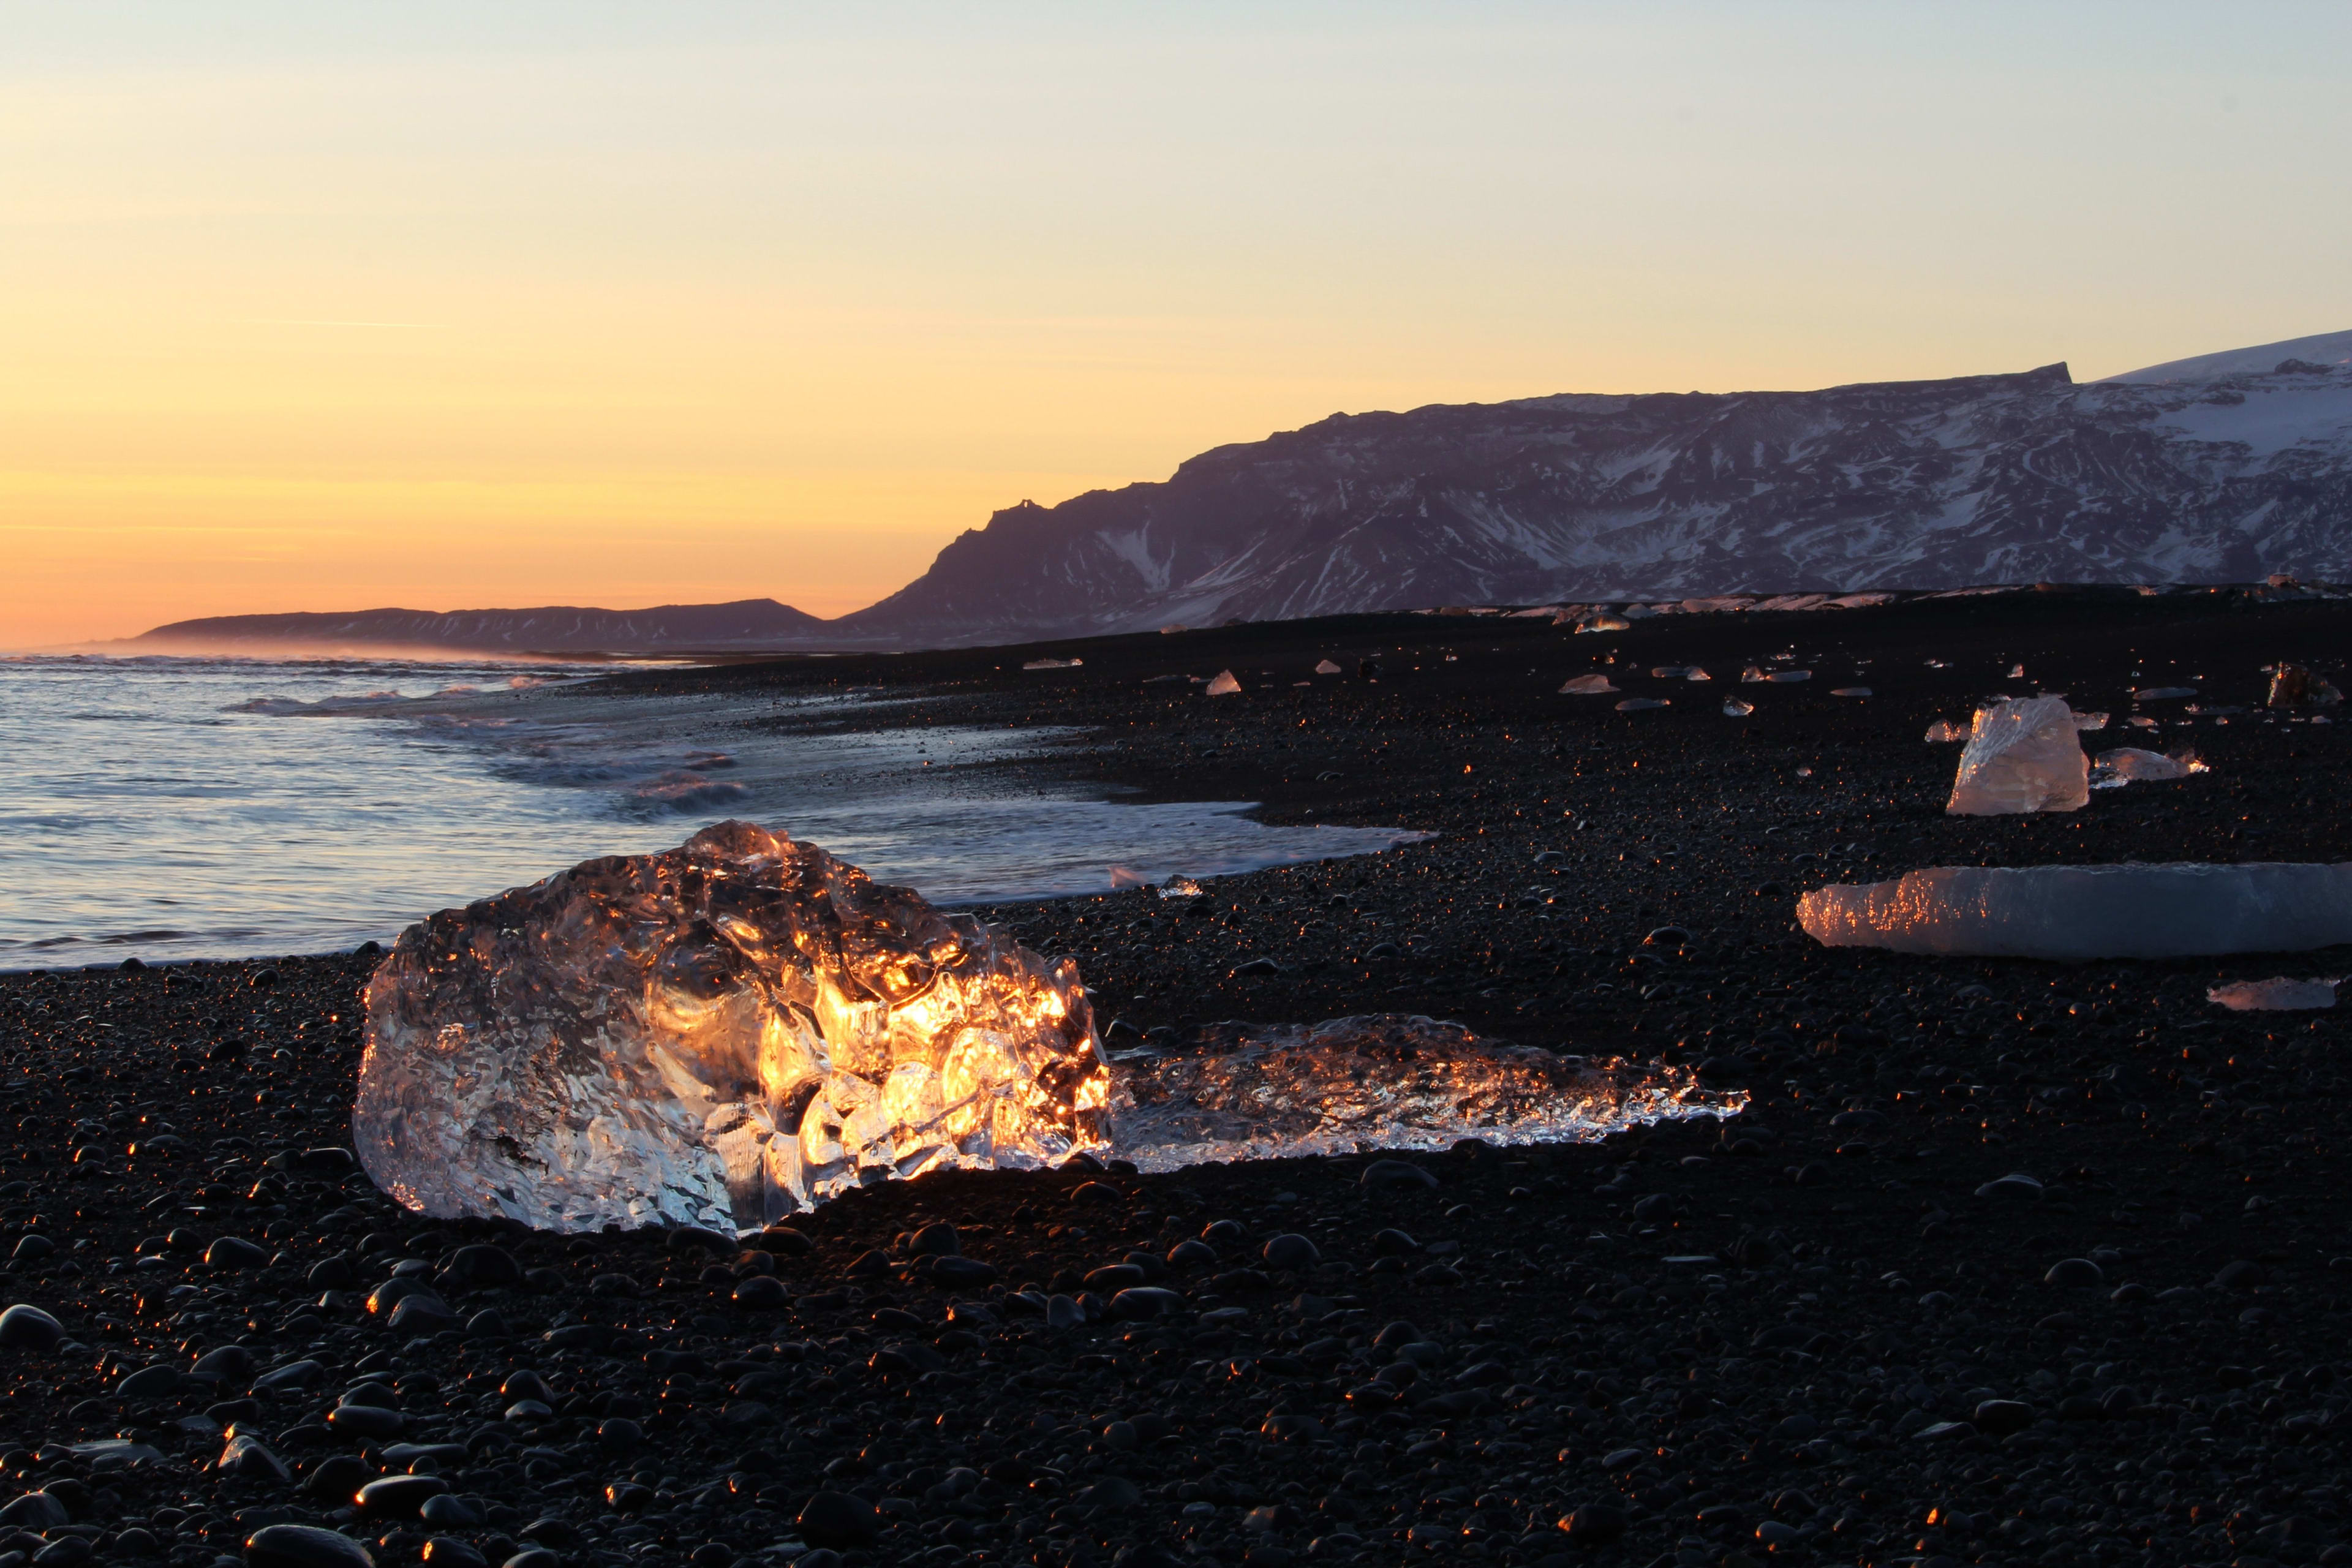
2 587 2350 1568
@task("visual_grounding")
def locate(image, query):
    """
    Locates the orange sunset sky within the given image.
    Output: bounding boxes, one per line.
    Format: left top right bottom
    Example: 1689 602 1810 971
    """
5 4 2348 648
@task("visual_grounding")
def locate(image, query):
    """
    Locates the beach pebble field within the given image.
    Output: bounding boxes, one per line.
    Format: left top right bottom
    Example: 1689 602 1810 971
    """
2 588 2350 1568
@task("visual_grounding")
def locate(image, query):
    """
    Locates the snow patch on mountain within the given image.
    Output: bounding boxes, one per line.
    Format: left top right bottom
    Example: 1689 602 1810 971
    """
2106 328 2352 384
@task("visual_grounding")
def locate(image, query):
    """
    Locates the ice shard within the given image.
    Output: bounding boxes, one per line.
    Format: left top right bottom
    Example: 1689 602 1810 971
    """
1109 1016 1742 1169
1945 696 2087 815
1798 862 2352 960
355 821 1109 1232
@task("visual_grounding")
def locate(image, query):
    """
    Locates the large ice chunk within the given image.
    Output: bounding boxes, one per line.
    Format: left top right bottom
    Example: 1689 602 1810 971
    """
355 821 1109 1232
1798 862 2352 959
1109 1016 1741 1169
1945 696 2087 815
2209 977 2339 1011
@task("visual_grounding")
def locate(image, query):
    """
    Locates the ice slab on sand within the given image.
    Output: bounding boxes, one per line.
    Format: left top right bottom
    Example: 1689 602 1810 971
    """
356 821 1110 1232
1800 862 2352 960
1946 696 2087 815
1110 1016 1741 1170
360 824 1730 1232
2209 977 2340 1011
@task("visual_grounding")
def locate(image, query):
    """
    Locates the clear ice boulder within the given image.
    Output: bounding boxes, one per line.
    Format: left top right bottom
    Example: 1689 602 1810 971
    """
355 821 1109 1232
1945 696 2087 815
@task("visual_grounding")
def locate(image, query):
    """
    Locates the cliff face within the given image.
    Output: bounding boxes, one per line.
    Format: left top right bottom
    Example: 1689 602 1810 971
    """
130 342 2352 655
137 598 827 654
832 358 2352 645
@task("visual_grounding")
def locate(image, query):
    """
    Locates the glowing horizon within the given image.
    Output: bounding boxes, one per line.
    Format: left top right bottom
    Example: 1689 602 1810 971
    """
6 4 2349 648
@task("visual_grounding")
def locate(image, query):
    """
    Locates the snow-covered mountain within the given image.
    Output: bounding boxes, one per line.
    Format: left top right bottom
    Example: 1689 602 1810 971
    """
2105 328 2352 384
835 350 2352 646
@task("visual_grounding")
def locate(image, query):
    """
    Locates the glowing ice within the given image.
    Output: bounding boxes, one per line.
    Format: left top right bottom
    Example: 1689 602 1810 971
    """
1110 1016 1742 1169
1205 670 1242 696
1799 862 2352 960
1946 696 2087 815
1559 674 1618 695
2209 977 2339 1011
2089 747 2201 788
355 821 1110 1232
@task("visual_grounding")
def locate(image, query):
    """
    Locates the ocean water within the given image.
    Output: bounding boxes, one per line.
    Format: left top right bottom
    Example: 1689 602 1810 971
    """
0 656 1422 968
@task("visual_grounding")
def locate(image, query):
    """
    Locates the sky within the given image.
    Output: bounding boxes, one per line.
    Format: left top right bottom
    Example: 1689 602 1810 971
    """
3 2 2348 647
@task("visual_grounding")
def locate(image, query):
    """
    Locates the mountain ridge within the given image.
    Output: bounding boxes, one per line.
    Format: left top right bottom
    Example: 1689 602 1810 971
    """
135 598 826 655
128 335 2352 654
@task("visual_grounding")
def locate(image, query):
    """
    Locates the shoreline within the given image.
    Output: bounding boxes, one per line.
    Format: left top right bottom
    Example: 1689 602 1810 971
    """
0 591 2348 1566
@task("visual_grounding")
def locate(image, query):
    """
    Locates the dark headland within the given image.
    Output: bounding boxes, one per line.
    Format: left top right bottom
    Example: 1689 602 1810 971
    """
5 585 2352 1568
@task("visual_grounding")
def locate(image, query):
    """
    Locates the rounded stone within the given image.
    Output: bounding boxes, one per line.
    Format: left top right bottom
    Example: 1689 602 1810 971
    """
325 1404 405 1438
356 1474 450 1517
445 1245 521 1285
2045 1257 2104 1288
244 1524 377 1568
0 1305 64 1352
1261 1234 1320 1270
797 1490 881 1549
1359 1161 1439 1191
1972 1399 2035 1436
116 1364 181 1400
732 1275 788 1308
302 1455 369 1502
1560 1503 1626 1545
205 1237 270 1270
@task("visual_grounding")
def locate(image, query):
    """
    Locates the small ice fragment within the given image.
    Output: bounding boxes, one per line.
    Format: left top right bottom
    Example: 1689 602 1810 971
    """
1022 657 1083 670
1740 666 1768 683
2008 665 2026 679
1831 686 1872 697
2209 977 2339 1011
1924 658 1950 668
1314 659 1341 676
1157 876 1204 899
1795 766 1812 777
1575 615 1630 633
1945 696 2087 815
2134 685 2196 700
1768 670 1812 683
1109 865 1150 889
2128 716 2157 728
2267 663 2343 708
1615 698 1670 712
1722 699 1754 717
1798 862 2352 959
2088 747 2198 788
1559 674 1618 695
1924 720 1967 743
2073 712 2109 730
1684 667 1711 681
1649 666 1687 679
1204 670 1242 696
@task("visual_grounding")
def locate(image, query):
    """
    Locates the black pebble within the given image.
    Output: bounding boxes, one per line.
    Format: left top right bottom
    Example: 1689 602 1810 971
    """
797 1490 881 1548
243 1524 376 1568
